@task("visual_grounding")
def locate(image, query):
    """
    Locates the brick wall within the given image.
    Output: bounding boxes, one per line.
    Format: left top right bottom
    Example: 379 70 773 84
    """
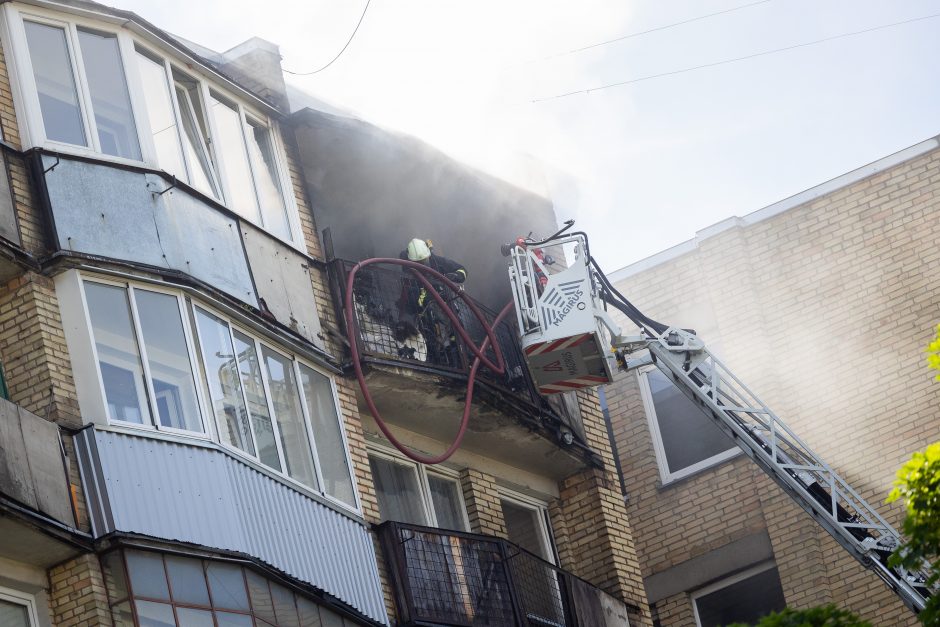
460 468 508 537
48 554 112 626
604 144 940 624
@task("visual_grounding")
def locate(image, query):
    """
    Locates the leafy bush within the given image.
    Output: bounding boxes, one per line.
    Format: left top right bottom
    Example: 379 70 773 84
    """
725 604 871 627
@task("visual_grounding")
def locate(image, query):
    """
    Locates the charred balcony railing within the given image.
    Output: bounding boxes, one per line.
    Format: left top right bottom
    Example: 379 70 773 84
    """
327 259 584 439
377 521 627 627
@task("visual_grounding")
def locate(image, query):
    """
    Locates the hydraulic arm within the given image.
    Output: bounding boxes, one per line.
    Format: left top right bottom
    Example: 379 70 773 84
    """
505 222 931 615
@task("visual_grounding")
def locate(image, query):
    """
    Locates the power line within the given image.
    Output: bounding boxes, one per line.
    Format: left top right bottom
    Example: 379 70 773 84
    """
546 0 772 60
533 11 940 103
283 0 372 76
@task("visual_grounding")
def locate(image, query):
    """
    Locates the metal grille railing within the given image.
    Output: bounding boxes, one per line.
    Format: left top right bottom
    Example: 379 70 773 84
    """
376 521 616 627
328 259 582 434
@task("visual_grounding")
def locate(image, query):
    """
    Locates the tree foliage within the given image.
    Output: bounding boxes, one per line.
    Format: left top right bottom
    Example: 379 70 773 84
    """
929 324 940 381
725 604 871 627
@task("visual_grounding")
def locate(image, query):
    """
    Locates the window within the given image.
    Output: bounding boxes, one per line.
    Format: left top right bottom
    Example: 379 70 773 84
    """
65 273 358 509
0 587 38 627
639 367 738 483
499 494 555 563
691 562 786 627
8 6 299 244
102 549 360 627
368 450 469 531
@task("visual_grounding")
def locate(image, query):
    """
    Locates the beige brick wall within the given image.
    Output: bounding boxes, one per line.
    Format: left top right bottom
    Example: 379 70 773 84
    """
461 468 509 538
48 554 112 627
605 145 940 624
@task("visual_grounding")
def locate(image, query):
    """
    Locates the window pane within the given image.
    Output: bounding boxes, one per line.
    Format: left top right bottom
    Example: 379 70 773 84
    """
246 571 276 625
176 608 213 627
23 21 86 146
134 290 202 432
270 583 299 627
215 612 252 627
194 309 255 455
111 601 134 627
695 566 786 627
76 29 140 159
174 71 218 198
135 601 175 627
369 455 426 525
501 499 550 561
246 120 290 239
135 50 186 179
0 599 29 627
125 551 169 600
206 563 249 611
263 348 317 488
427 474 465 531
85 282 150 425
647 369 734 474
299 365 354 505
233 332 280 471
209 93 259 221
297 597 323 627
165 555 209 606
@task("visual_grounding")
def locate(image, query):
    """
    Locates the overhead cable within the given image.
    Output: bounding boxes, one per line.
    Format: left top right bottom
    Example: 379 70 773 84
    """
283 0 372 76
533 12 940 102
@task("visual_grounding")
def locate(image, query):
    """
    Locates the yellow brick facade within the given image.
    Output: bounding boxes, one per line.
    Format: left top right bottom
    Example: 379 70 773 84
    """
604 143 940 624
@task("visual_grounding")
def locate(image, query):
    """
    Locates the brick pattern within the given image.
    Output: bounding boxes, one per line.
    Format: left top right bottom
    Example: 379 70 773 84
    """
0 272 81 426
460 468 508 538
48 554 112 626
605 146 940 624
654 593 695 626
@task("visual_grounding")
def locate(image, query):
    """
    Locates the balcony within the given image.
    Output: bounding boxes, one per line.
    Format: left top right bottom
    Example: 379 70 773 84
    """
376 521 632 627
327 259 599 475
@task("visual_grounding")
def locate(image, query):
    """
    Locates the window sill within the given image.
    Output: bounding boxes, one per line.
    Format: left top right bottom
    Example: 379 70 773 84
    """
92 423 364 523
655 448 744 491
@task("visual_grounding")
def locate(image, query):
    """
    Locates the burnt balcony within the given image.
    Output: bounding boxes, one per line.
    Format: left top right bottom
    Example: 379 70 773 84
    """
327 259 599 476
376 521 632 627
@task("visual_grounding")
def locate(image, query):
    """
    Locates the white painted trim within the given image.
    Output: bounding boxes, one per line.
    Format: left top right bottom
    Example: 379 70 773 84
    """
497 489 556 564
637 367 740 485
609 136 940 283
0 585 40 627
691 561 778 627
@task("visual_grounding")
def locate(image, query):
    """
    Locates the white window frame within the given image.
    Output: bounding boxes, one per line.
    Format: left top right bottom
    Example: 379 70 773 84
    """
637 366 740 485
0 3 304 248
0 585 40 627
690 561 780 627
56 269 361 514
497 488 557 564
367 444 471 531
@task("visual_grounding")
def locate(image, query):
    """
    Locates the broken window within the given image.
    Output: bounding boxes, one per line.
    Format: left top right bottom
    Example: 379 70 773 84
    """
692 562 786 627
640 367 738 483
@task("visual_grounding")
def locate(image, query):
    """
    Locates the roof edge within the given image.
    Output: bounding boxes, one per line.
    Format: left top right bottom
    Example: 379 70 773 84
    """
608 135 940 283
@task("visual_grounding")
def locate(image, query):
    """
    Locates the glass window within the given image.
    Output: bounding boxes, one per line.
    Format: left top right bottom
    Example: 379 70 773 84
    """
23 21 86 146
500 498 553 561
135 49 186 180
427 474 464 531
125 551 170 600
76 28 140 159
209 92 259 222
174 71 219 198
206 563 249 612
369 454 428 525
299 365 355 506
270 582 300 627
0 598 30 627
135 290 202 433
233 331 279 470
215 613 252 627
246 571 276 625
246 119 290 240
85 282 150 425
165 556 210 606
135 601 175 627
194 309 255 455
692 563 786 627
642 368 737 482
263 348 318 488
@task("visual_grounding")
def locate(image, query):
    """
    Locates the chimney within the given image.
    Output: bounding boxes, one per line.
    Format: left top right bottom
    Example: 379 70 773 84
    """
219 37 289 112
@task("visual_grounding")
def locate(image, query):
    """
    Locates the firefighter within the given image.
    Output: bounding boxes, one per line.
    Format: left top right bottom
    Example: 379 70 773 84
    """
396 238 467 366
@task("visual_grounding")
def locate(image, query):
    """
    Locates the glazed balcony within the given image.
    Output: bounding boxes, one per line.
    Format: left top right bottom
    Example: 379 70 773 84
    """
376 521 633 627
327 259 600 476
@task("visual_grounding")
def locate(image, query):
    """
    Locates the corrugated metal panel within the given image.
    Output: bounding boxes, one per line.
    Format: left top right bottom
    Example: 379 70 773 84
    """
76 428 387 625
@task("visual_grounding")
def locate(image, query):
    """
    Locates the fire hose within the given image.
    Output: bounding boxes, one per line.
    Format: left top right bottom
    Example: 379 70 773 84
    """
345 258 514 464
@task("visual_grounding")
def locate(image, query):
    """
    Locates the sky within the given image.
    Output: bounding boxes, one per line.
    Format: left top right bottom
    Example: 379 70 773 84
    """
113 0 940 271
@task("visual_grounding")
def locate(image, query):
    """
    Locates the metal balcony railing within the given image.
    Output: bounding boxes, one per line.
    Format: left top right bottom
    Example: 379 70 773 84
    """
327 259 583 435
376 521 623 627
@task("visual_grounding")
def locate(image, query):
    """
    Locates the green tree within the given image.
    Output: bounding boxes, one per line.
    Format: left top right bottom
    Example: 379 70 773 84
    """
929 324 940 381
725 604 871 627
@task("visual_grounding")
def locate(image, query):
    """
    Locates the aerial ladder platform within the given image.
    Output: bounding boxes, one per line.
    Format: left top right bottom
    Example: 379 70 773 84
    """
504 222 931 615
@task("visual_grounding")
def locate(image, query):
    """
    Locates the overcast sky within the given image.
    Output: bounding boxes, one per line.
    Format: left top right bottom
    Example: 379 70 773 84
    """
114 0 940 271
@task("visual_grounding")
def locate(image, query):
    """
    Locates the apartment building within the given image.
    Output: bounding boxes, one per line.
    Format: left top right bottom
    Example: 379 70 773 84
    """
602 138 940 626
0 1 650 625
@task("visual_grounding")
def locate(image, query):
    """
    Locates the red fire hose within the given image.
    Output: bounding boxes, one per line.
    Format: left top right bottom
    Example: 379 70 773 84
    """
344 258 513 464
